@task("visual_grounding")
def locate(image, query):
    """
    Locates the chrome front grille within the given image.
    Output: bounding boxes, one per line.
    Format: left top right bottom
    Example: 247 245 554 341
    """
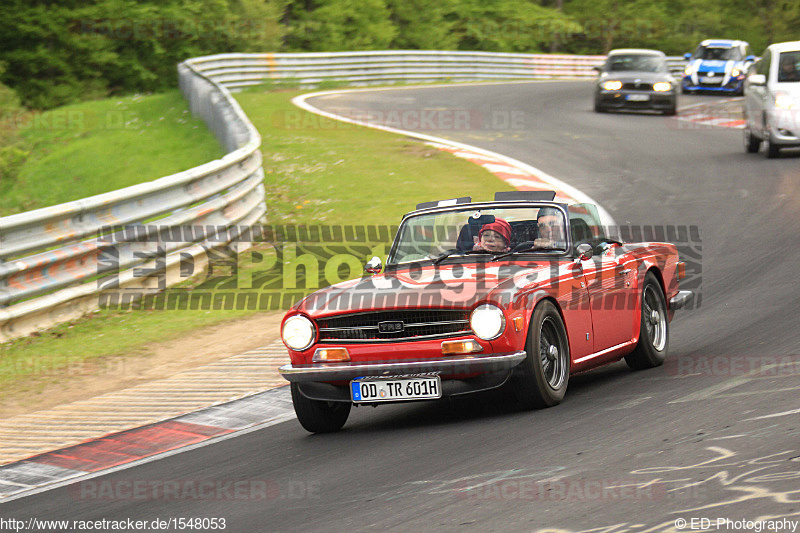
317 309 470 342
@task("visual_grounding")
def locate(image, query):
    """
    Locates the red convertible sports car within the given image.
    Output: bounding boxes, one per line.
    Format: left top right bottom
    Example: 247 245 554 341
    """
279 192 693 433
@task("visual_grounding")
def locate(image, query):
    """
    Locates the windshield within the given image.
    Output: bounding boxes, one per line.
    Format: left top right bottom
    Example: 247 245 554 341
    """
606 54 666 73
778 51 800 83
695 46 741 61
388 205 568 265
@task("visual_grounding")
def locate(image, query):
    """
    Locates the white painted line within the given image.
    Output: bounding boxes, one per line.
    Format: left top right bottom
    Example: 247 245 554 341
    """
668 377 752 404
745 407 800 421
0 388 296 503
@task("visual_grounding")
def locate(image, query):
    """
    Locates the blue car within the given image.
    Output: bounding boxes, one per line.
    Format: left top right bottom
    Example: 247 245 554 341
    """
682 39 756 95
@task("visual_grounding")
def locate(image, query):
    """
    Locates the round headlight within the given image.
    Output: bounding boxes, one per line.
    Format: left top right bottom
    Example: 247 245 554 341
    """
470 304 506 340
282 315 316 351
602 80 622 91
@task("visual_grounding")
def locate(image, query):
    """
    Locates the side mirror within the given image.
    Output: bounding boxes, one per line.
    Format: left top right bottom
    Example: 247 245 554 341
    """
364 256 382 274
575 243 593 262
592 65 601 73
746 55 755 62
684 53 692 60
748 74 766 86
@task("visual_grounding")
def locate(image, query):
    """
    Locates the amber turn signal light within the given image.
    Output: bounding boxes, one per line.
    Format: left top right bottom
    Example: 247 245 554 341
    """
441 340 483 355
312 348 350 362
676 261 686 281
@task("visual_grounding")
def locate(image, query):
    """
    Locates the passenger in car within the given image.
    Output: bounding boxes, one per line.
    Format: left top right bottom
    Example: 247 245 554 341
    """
474 218 512 252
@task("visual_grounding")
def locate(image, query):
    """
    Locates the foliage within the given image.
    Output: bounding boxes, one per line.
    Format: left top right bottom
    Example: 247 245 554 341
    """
2 0 799 108
0 0 286 109
453 0 581 53
282 0 397 51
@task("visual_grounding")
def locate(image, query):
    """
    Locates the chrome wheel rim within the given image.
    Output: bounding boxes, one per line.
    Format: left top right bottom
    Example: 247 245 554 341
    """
643 285 666 351
539 316 567 389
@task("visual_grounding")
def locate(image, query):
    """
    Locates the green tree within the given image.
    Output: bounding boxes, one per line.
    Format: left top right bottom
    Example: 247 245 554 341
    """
283 0 396 51
386 0 459 50
453 0 581 53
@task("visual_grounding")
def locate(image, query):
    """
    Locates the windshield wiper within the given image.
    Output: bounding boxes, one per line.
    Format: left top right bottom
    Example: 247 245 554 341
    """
432 248 491 265
490 243 545 262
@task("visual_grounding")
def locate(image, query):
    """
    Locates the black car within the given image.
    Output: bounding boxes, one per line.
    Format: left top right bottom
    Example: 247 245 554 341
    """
593 49 678 115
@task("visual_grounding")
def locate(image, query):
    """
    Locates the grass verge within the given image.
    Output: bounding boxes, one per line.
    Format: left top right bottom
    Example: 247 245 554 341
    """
0 90 223 216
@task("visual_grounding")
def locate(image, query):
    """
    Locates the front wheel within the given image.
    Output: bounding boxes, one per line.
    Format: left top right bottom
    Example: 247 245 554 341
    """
625 272 669 370
766 134 781 158
291 383 351 433
510 301 570 409
744 126 760 153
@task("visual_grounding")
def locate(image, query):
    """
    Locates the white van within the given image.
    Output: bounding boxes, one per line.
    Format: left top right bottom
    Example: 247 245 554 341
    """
744 40 800 158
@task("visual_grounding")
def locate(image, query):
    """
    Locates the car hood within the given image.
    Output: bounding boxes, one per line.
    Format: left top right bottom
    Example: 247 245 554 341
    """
294 261 564 317
691 59 738 73
600 71 674 83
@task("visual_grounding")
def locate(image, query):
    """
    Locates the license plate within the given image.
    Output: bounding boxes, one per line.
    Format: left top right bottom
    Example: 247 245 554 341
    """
626 94 650 101
351 374 441 403
700 76 722 84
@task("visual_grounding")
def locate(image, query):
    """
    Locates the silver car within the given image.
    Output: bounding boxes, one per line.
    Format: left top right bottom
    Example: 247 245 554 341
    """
744 40 800 158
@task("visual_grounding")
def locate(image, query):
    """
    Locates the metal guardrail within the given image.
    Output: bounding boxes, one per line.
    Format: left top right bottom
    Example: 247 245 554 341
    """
0 50 688 342
184 51 687 90
0 61 266 342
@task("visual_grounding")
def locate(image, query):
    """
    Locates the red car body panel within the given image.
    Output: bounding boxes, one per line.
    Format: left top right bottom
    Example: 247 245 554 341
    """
281 240 682 378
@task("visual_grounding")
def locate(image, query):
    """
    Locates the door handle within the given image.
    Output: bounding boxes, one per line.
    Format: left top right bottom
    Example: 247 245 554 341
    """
619 269 632 276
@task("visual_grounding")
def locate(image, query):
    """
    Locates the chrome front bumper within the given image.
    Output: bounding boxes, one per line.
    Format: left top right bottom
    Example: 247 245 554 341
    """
279 351 527 383
670 290 694 310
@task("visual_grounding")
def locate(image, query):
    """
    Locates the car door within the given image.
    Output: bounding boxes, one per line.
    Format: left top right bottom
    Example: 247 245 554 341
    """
580 244 637 352
752 50 773 135
568 204 636 353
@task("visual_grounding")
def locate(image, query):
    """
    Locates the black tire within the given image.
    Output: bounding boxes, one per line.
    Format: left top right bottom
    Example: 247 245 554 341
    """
625 272 669 370
664 103 677 116
744 126 760 153
290 383 351 433
766 134 780 158
594 97 605 113
510 300 570 409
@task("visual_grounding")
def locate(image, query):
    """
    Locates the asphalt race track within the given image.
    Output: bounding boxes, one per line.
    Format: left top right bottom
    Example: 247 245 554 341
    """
4 81 800 532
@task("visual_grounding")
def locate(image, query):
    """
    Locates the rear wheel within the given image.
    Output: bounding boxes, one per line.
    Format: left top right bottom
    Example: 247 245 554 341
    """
625 272 669 370
510 301 570 409
744 126 760 153
290 383 351 433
